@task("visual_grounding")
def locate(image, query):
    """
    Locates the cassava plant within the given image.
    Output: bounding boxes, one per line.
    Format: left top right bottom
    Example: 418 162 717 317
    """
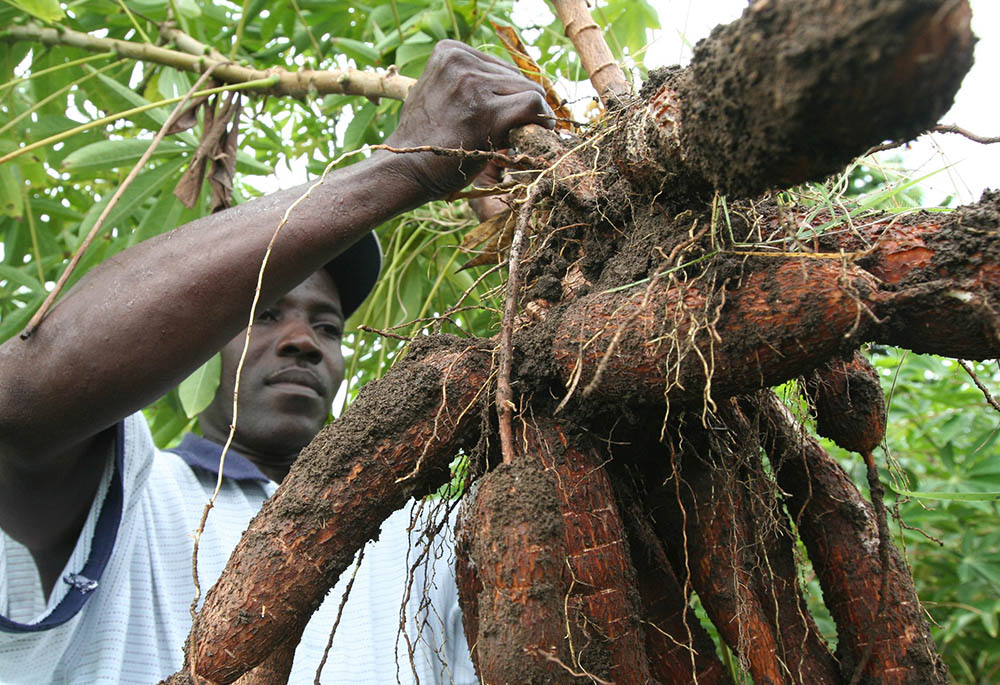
3 0 999 682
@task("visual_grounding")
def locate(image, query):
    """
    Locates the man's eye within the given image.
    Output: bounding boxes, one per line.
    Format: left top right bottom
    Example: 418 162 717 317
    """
316 322 342 339
258 309 279 322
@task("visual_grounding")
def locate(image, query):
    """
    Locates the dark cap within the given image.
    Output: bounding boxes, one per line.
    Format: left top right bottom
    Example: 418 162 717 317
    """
324 231 382 319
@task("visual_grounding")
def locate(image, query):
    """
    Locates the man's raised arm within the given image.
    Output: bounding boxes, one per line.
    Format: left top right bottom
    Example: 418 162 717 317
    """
0 41 550 574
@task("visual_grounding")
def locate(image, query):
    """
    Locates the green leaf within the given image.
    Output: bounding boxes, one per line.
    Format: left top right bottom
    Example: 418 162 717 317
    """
156 67 194 100
891 486 1000 502
176 0 201 19
144 389 194 448
395 32 434 72
61 139 189 175
0 294 43 344
965 559 1000 592
0 265 43 294
9 0 63 21
235 150 273 176
178 353 221 418
328 37 380 65
75 156 188 245
0 164 23 219
88 68 168 131
129 186 186 246
342 101 378 150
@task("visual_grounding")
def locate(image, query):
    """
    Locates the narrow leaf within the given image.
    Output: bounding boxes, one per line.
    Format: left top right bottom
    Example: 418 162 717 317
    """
61 139 188 175
891 486 1000 502
0 164 23 218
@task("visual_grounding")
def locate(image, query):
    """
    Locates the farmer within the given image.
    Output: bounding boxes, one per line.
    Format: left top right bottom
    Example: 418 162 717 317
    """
0 41 551 683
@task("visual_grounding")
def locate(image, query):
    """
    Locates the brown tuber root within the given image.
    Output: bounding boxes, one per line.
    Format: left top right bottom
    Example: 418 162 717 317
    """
640 403 840 684
761 392 949 684
805 350 887 454
456 418 651 682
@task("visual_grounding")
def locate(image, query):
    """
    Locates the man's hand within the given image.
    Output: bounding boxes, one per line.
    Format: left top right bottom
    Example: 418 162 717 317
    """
382 40 554 200
467 159 511 222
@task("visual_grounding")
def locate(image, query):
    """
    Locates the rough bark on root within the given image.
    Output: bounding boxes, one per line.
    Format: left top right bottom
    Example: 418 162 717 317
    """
613 474 734 684
187 339 491 682
165 0 990 679
805 351 887 455
456 418 650 682
544 196 1000 410
511 0 974 205
760 393 949 684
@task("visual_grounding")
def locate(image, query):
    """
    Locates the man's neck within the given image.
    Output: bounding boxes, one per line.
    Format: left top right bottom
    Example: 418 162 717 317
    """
196 427 294 484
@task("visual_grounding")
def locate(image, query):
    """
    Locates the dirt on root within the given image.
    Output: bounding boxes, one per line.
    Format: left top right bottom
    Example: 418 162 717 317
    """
678 0 973 197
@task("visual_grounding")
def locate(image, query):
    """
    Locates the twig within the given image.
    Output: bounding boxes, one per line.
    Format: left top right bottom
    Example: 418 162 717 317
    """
933 124 1000 145
0 77 277 167
314 545 366 684
496 184 543 464
865 123 1000 156
187 144 371 624
958 359 1000 414
369 143 541 169
20 65 220 339
526 647 614 685
357 325 414 342
162 25 229 63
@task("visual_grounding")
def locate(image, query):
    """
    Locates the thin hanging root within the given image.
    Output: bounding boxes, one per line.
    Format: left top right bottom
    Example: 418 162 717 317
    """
182 344 491 684
617 489 733 684
849 448 892 685
497 183 545 464
635 402 839 684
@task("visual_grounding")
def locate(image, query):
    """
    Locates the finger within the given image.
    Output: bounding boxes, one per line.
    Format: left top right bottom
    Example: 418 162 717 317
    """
487 74 548 100
432 39 522 75
491 90 556 144
423 41 548 104
473 158 507 187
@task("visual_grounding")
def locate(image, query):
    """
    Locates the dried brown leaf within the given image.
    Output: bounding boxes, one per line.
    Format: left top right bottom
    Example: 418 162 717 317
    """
491 22 575 132
459 209 516 270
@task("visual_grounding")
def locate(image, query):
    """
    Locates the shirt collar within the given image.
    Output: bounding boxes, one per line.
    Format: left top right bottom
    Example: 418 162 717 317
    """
167 432 271 483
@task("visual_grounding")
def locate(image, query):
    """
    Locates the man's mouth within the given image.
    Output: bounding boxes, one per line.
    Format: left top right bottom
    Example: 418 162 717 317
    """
265 367 326 397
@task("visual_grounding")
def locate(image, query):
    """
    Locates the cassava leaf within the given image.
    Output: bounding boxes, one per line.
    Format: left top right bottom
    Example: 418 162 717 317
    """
178 353 222 418
9 0 63 21
61 139 190 175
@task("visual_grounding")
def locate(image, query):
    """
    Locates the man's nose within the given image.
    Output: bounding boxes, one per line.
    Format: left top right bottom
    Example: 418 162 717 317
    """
276 319 323 364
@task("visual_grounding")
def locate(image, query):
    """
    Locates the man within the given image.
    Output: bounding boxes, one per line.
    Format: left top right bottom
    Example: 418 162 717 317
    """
0 40 552 682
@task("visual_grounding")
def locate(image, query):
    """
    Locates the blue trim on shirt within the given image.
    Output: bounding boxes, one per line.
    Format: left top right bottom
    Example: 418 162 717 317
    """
166 433 269 483
0 422 125 633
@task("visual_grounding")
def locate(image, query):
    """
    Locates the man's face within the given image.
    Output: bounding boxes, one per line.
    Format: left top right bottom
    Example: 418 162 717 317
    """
199 271 346 475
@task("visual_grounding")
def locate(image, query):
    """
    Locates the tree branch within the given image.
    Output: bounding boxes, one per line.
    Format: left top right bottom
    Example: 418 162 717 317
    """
549 0 630 105
1 23 415 101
